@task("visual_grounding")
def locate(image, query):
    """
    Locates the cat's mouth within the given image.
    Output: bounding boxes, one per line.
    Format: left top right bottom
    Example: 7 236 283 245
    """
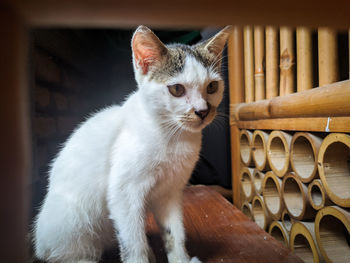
180 107 216 132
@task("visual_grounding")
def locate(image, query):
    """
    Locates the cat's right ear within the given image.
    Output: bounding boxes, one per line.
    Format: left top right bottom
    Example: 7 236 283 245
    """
132 26 168 75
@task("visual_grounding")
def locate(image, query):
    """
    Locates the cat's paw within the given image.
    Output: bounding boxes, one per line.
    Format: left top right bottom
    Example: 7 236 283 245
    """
190 257 202 263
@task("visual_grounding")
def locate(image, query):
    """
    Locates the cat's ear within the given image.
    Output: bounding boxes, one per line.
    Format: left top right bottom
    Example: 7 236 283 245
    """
199 26 232 57
132 25 168 75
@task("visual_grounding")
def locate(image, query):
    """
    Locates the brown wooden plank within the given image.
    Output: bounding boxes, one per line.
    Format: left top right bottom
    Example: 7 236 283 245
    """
5 0 350 28
103 186 303 263
235 117 350 133
182 186 302 263
0 6 30 263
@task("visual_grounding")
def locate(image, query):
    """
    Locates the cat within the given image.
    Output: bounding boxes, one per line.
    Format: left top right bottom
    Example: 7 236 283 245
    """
33 25 231 263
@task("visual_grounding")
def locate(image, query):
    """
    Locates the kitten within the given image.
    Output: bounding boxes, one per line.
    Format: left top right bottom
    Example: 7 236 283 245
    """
33 25 231 263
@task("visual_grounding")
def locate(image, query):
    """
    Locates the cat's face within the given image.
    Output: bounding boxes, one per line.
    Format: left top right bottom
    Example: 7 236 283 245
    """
132 26 231 133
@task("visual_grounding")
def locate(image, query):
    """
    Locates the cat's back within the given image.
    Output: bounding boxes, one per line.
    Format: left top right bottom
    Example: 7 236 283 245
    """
48 105 123 189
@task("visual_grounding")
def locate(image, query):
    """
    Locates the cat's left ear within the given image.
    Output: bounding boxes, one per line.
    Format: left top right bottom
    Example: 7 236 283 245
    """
199 26 232 57
132 25 168 75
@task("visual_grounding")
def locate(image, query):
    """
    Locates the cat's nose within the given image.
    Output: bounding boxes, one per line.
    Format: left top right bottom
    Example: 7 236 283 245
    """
195 109 209 120
194 105 210 120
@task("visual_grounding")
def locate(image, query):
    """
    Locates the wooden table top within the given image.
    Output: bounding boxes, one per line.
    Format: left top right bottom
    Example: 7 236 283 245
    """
103 185 303 263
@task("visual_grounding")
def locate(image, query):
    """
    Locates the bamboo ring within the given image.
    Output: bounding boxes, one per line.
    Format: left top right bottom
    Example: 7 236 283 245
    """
281 209 293 233
240 167 255 202
252 130 270 171
318 133 350 207
241 201 253 220
268 221 289 247
315 206 350 263
282 173 316 220
291 132 322 183
252 195 271 230
253 169 265 195
267 131 292 177
308 179 332 210
290 221 324 263
262 171 284 220
240 129 253 166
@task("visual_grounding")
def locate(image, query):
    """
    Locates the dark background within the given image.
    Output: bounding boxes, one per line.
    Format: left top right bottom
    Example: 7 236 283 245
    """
30 27 232 221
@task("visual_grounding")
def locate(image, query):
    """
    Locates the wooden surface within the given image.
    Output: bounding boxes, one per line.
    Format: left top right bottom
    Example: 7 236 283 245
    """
235 117 350 133
0 7 30 263
103 186 303 263
4 0 350 28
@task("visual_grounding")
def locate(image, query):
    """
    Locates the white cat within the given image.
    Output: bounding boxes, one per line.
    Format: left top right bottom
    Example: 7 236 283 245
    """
33 25 231 263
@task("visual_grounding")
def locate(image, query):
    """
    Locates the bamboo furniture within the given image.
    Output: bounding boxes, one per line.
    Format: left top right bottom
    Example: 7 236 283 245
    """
315 206 350 263
253 169 265 195
262 171 284 220
240 167 255 202
282 173 316 220
307 179 333 210
252 130 270 171
230 26 350 261
290 132 322 183
289 221 324 263
268 221 289 247
252 194 272 230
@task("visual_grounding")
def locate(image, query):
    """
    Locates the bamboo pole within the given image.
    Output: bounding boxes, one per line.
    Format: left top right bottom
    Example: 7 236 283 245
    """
252 194 272 230
267 131 292 177
296 27 313 91
254 26 265 101
253 169 265 195
308 179 333 210
240 167 255 202
282 173 316 220
252 130 270 171
318 133 350 208
281 209 294 234
228 26 245 207
290 221 325 263
262 171 284 220
241 201 253 220
265 26 279 99
240 129 253 166
244 26 255 102
315 206 350 263
233 79 350 121
318 27 339 86
279 27 295 96
290 132 323 183
268 221 289 247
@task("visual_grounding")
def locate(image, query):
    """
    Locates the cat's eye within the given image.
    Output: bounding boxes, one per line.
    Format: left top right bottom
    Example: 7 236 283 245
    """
207 81 219 94
167 84 186 97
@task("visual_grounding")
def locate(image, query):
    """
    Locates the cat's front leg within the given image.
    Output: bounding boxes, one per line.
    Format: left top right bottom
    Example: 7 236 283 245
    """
153 191 202 263
108 181 155 263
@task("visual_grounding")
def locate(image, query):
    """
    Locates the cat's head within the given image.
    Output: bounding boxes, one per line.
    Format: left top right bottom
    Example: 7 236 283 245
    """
131 25 231 133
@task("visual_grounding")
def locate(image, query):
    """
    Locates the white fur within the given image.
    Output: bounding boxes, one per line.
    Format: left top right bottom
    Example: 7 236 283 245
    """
33 31 225 263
